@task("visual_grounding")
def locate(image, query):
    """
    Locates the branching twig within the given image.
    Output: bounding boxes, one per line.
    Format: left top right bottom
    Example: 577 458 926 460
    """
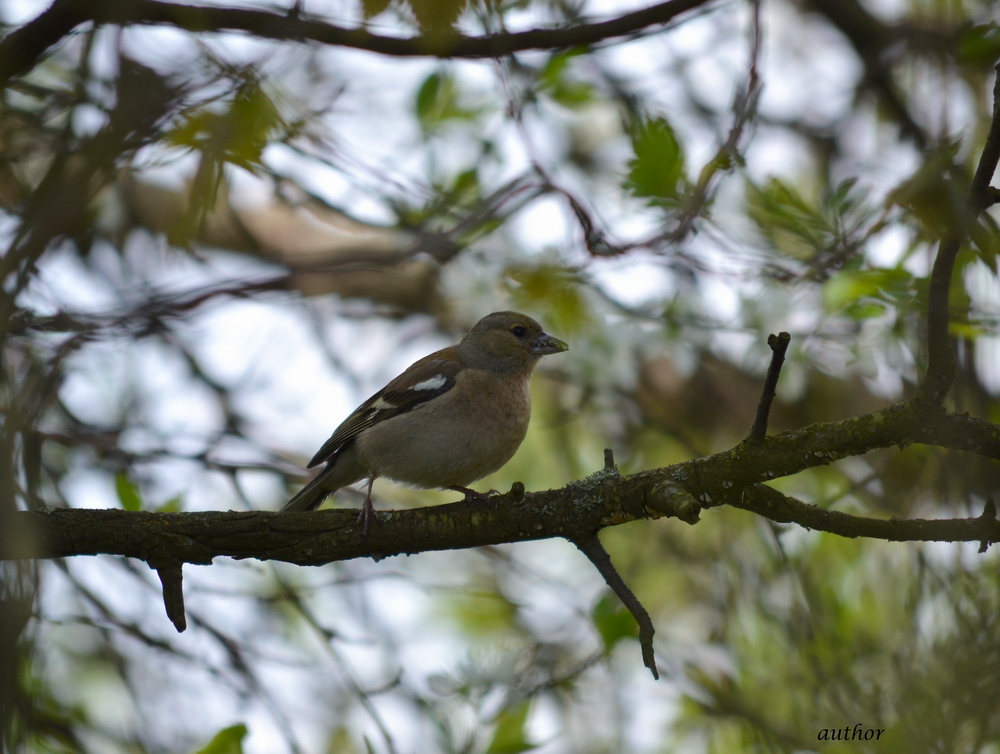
747 332 790 444
572 533 659 680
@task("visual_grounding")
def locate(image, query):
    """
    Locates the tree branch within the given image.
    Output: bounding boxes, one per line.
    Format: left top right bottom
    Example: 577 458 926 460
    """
731 484 1000 544
970 63 1000 213
2 473 701 566
916 63 1000 406
746 332 790 444
573 533 659 680
151 561 187 632
0 0 713 87
6 400 1000 673
6 403 1000 566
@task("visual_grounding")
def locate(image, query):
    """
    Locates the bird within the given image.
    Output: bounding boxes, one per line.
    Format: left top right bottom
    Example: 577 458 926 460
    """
282 311 568 533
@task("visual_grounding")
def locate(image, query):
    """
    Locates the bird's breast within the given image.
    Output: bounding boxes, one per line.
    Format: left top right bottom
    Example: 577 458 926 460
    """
355 372 532 489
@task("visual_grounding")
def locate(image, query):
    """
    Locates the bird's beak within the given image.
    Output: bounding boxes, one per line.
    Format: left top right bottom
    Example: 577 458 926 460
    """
530 332 569 355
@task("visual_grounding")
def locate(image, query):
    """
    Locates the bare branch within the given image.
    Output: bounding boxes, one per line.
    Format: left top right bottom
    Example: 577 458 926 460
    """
6 403 1000 566
151 561 187 632
732 484 1000 545
917 64 1000 406
970 63 1000 213
746 332 790 445
573 534 659 680
2 473 701 566
0 0 714 88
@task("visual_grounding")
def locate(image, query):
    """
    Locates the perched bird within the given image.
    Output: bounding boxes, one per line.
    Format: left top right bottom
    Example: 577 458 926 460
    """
282 311 568 532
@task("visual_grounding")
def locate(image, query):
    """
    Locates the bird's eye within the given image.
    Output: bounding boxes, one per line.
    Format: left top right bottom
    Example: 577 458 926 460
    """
511 325 528 338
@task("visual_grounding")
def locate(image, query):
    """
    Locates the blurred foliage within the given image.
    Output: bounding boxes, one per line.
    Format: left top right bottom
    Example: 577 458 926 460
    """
2 0 1000 753
626 117 687 205
194 724 248 754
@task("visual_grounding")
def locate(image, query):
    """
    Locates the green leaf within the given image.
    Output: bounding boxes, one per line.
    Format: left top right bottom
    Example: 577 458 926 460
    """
957 23 1000 65
504 263 590 334
406 0 466 34
845 301 887 320
166 80 284 173
592 594 638 652
155 495 184 513
415 72 443 125
745 177 827 258
447 591 519 636
193 724 247 754
222 82 284 171
888 140 966 238
115 473 143 511
486 700 535 754
360 0 392 19
625 117 686 203
538 49 593 108
823 268 913 311
414 71 478 133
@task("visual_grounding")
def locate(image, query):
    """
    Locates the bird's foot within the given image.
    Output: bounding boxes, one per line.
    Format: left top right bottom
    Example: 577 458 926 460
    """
449 485 499 504
357 497 378 537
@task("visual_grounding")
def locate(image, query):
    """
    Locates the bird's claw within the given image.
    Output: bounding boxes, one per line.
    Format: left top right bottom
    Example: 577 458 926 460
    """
450 486 499 503
357 499 377 537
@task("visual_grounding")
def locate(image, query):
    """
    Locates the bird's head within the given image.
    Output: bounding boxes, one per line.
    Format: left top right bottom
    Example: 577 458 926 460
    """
459 311 568 373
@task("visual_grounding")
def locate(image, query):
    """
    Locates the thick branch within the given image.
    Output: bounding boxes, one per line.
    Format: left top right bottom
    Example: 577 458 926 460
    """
0 0 712 87
3 474 700 564
6 403 1000 566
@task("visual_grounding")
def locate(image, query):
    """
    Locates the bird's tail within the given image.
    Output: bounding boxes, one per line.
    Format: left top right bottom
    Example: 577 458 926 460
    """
281 473 336 512
282 445 365 512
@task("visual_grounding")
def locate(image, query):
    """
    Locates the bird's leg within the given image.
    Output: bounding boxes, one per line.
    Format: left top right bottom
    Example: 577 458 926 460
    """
449 485 498 503
357 475 377 536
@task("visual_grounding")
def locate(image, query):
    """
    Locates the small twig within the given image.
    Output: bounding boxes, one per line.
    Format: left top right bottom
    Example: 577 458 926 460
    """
979 497 997 554
152 561 187 632
603 448 618 473
747 332 791 444
572 534 659 680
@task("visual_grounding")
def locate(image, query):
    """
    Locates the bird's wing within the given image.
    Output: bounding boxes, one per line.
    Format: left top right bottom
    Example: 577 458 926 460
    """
307 357 462 468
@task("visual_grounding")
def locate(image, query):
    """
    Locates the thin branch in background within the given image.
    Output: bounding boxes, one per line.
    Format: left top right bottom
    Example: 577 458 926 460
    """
271 570 401 754
918 63 1000 406
746 332 790 444
0 0 715 87
666 0 762 244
